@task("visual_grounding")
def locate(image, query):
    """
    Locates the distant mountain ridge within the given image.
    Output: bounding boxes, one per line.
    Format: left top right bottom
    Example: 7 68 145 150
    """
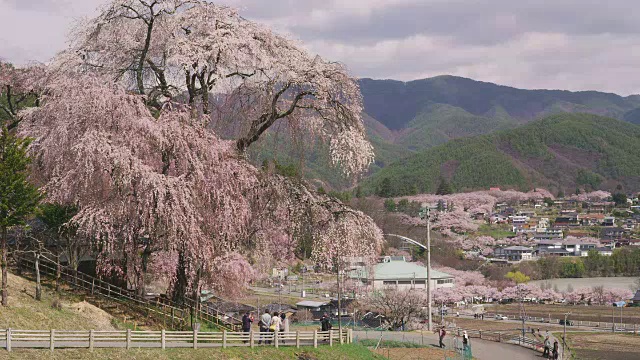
359 75 640 131
362 113 640 196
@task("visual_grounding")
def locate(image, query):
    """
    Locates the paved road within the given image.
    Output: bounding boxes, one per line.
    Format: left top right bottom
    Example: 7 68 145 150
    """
354 330 542 360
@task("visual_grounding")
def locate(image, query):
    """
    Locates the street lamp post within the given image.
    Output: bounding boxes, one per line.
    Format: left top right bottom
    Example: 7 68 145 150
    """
384 232 433 331
563 312 571 360
425 207 433 332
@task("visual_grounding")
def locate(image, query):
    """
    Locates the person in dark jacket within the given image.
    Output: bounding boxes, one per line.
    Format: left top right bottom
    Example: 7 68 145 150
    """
552 340 559 360
438 327 447 348
242 312 253 343
320 313 332 331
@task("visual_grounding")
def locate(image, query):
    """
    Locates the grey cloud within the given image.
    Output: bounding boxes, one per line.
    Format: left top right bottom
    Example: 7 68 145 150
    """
1 0 639 95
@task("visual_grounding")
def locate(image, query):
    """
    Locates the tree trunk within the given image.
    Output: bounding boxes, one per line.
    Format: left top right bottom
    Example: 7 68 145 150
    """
136 267 145 299
190 269 202 330
35 253 41 301
136 18 155 95
1 226 8 306
55 251 61 293
171 251 188 305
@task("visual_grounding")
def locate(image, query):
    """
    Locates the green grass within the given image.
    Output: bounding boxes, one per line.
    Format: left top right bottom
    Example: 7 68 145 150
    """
357 339 431 348
473 224 516 239
2 344 383 360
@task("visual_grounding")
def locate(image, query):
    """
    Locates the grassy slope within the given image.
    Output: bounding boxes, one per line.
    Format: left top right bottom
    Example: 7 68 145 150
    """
363 113 640 196
0 272 115 330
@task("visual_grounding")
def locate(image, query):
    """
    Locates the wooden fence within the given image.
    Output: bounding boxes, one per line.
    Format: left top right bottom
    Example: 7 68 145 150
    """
0 329 352 351
15 255 242 331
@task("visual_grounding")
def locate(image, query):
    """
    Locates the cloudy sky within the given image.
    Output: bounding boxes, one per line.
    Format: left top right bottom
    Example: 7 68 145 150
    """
1 0 639 95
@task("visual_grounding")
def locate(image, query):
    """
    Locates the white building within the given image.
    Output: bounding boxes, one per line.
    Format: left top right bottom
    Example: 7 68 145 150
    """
348 258 454 291
494 246 535 261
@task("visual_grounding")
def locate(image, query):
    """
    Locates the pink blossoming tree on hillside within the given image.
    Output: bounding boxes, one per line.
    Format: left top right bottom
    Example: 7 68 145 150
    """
16 1 382 304
55 0 373 175
19 74 382 303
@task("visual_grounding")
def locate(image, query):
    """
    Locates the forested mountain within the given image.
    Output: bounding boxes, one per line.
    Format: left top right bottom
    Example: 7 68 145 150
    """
243 76 640 191
362 113 640 196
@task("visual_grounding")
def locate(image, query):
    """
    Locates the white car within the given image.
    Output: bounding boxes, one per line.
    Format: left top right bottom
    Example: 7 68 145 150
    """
495 314 509 320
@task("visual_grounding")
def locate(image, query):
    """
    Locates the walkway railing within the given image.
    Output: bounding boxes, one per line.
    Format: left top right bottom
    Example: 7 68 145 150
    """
0 329 351 351
486 312 640 333
14 255 242 331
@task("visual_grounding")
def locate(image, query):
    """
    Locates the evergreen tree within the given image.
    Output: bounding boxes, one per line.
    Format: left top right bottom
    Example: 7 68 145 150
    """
383 199 397 212
612 193 628 207
435 177 453 195
0 127 42 306
377 177 393 198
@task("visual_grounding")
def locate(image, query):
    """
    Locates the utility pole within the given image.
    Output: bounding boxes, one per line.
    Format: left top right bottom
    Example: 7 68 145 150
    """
336 259 342 340
563 312 571 360
420 204 433 332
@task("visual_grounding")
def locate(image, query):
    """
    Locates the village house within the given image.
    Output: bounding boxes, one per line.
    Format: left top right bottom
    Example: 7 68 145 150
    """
601 227 626 240
603 216 616 227
511 215 529 232
580 213 605 226
490 213 508 224
494 246 535 261
533 227 563 241
348 258 454 291
535 239 611 257
586 202 609 214
554 213 579 227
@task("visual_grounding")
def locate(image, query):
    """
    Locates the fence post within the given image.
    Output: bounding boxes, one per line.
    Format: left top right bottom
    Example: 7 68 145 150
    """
91 279 95 295
126 329 131 349
193 329 198 349
479 330 482 340
296 330 300 348
274 331 279 348
250 330 254 348
6 328 10 352
50 329 55 351
498 332 502 342
161 329 165 350
89 329 94 351
222 330 227 348
313 330 318 348
329 330 333 347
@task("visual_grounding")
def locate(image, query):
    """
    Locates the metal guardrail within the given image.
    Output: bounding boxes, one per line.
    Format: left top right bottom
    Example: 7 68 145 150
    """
486 312 640 333
0 328 352 351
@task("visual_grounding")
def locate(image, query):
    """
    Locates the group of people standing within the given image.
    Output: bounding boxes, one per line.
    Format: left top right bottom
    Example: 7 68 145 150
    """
241 310 290 344
543 336 559 359
438 326 471 354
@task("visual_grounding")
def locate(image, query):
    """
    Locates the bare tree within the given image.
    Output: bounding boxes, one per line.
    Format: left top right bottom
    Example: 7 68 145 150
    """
363 287 426 330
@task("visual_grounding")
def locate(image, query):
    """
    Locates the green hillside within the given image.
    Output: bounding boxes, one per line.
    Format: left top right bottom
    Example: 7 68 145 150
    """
398 103 516 150
363 113 640 196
